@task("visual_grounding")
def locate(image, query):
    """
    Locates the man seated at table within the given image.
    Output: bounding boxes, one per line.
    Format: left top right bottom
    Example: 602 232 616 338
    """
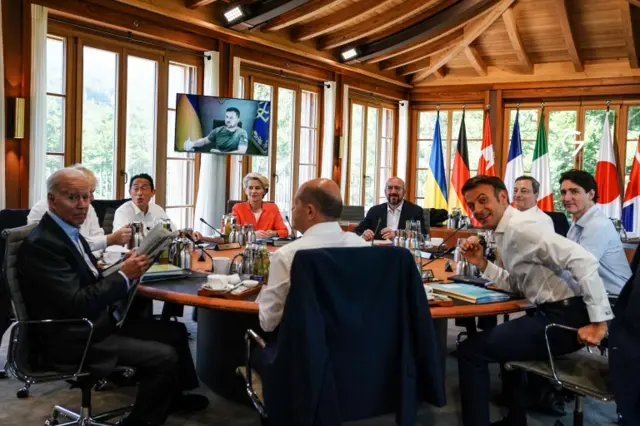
512 175 554 231
560 169 631 296
257 178 369 332
353 177 427 241
28 163 131 252
18 168 208 426
457 175 612 426
113 173 202 240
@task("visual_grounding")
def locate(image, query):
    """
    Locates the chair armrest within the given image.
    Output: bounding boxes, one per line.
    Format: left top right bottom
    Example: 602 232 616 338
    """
8 318 94 379
543 323 578 386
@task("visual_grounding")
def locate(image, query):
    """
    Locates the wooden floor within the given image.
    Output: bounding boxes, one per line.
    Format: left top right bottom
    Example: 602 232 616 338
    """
0 303 618 426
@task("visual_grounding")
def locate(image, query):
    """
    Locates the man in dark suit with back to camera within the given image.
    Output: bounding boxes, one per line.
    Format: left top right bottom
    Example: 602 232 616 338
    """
354 177 427 240
18 167 208 426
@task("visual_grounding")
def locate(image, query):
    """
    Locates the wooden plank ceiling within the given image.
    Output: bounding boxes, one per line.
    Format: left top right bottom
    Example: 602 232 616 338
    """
110 0 640 87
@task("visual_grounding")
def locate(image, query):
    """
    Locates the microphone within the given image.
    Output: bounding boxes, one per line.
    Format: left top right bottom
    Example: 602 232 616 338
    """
200 218 224 238
284 215 297 239
184 232 214 272
423 247 455 267
371 217 382 245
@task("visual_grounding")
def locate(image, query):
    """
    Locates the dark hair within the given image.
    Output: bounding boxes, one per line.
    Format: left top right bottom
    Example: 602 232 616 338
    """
461 175 509 202
515 175 540 195
297 186 343 219
226 107 240 118
559 169 598 203
129 173 155 191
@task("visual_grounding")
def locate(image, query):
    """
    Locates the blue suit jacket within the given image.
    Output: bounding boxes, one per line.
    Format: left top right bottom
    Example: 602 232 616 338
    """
264 246 446 426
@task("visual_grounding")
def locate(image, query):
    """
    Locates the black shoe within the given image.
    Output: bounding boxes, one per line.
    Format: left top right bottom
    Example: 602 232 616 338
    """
169 393 209 414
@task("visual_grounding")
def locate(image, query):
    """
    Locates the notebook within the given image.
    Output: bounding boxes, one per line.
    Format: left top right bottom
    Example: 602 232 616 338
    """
430 283 511 304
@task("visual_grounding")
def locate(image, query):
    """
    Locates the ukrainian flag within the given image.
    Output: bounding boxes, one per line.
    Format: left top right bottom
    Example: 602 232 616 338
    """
424 111 448 209
175 94 203 150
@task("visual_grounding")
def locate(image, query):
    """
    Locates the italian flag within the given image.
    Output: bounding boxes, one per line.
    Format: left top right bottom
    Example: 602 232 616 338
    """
531 110 553 211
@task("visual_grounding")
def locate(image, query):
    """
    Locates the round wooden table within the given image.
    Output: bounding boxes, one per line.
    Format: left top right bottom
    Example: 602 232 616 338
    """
137 246 532 402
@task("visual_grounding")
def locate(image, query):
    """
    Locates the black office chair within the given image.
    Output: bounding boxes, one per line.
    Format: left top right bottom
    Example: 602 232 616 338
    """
91 199 129 234
545 211 571 237
3 224 135 425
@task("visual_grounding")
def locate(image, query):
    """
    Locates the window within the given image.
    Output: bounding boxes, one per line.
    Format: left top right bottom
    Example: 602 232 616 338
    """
229 76 246 200
625 106 640 187
548 110 578 211
347 95 397 211
45 36 66 179
166 62 198 229
299 90 319 188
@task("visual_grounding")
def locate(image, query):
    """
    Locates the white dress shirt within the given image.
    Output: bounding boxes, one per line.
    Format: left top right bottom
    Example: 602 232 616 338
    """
386 201 404 231
257 221 370 332
27 199 108 252
566 205 631 295
482 206 613 323
523 205 554 232
112 200 176 234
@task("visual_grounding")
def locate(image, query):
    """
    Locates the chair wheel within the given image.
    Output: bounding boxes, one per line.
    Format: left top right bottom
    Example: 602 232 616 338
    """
17 388 29 398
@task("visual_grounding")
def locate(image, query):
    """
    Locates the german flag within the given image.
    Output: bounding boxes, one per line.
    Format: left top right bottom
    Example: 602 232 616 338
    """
448 110 476 225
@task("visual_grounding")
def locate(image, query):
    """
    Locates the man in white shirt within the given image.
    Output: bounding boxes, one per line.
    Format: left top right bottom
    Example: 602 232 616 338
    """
512 175 554 232
457 175 613 426
27 164 131 252
113 173 202 240
257 178 369 332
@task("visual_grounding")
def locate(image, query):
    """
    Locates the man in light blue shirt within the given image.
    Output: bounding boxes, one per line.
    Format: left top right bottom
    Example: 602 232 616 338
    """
560 169 631 295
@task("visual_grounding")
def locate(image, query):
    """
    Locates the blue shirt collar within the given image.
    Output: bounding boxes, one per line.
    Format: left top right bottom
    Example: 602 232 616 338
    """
47 211 80 243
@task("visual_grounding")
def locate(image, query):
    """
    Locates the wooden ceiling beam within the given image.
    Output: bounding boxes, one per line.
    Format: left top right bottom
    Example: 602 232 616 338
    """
353 0 498 64
397 57 432 76
231 0 309 31
412 0 515 84
627 0 640 7
379 30 462 71
292 0 395 41
433 67 447 79
554 0 583 72
185 0 217 9
501 7 533 73
622 2 640 68
464 45 488 76
261 0 342 32
317 0 442 51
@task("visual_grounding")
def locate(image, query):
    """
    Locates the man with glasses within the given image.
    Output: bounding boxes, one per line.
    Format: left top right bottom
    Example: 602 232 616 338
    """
113 173 202 240
28 164 131 252
354 177 427 241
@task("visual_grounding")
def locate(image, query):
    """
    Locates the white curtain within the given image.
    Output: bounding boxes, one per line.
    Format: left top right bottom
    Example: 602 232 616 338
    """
193 51 226 236
340 85 350 199
0 1 6 209
29 5 48 206
228 57 243 200
396 100 409 182
321 81 336 180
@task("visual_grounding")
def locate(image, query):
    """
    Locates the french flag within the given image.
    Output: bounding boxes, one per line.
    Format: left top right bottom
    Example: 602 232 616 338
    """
595 111 621 219
504 110 523 201
623 136 640 234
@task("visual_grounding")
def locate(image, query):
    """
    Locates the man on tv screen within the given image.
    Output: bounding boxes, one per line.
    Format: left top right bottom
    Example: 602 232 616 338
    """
183 107 248 153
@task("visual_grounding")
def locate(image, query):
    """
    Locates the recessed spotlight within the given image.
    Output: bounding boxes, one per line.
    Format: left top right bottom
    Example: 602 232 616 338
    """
341 48 358 61
224 6 244 23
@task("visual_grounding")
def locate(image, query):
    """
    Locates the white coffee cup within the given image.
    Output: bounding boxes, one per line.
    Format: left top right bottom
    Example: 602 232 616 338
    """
206 276 226 291
242 279 259 288
212 257 231 275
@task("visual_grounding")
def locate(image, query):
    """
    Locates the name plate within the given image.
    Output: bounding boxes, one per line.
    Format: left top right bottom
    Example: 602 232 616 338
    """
214 242 241 251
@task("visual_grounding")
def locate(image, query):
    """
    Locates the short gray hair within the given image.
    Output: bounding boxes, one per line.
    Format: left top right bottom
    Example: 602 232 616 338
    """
515 175 540 195
47 168 87 196
242 172 269 193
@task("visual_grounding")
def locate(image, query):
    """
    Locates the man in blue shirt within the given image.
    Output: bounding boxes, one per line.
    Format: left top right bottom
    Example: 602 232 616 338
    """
560 169 631 295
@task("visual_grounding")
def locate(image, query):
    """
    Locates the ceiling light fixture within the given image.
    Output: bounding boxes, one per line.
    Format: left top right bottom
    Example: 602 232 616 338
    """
224 6 244 23
341 48 359 61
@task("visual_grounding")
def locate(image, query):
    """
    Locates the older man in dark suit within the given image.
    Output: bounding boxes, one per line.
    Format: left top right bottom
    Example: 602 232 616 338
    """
18 167 207 426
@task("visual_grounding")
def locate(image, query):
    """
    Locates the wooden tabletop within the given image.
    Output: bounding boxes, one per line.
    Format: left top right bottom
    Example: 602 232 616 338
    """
137 246 533 319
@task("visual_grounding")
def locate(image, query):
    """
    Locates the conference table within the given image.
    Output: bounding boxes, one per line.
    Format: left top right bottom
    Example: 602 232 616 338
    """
137 244 532 403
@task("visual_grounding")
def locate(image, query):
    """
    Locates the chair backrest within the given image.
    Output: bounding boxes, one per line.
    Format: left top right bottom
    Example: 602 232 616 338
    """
340 205 364 222
0 209 30 301
545 211 571 237
91 199 129 234
3 224 37 322
266 246 445 424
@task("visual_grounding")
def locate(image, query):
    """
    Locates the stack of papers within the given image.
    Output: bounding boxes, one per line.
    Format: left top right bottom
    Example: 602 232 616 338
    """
141 264 189 283
431 283 510 304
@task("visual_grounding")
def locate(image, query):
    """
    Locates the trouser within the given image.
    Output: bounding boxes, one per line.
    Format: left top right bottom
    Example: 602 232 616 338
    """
457 297 590 426
111 319 199 425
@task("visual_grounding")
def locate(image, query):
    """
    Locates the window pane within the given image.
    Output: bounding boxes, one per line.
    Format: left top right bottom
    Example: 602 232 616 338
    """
125 56 157 194
46 155 64 180
383 109 393 138
166 159 194 206
168 64 186 109
46 96 64 153
81 46 118 200
275 87 295 214
627 106 640 140
46 37 64 95
548 110 578 211
166 207 192 231
251 83 272 178
301 91 317 128
416 170 427 199
349 104 364 205
298 165 316 187
364 107 379 211
299 128 317 165
583 110 615 176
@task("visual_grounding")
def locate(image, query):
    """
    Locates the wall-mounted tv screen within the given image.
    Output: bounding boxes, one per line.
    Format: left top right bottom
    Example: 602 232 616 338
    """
174 94 270 156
